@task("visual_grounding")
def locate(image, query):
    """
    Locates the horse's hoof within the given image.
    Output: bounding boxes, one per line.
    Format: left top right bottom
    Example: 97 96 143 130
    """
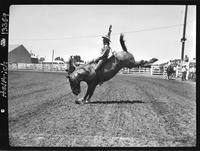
79 98 84 102
75 99 81 104
75 98 85 104
75 98 83 104
85 99 90 104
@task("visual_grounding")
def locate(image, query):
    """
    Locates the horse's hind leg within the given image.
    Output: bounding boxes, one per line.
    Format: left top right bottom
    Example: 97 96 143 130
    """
135 58 158 67
135 60 147 67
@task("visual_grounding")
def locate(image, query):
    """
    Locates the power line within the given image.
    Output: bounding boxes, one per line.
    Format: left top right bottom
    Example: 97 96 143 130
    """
10 24 183 41
116 24 183 35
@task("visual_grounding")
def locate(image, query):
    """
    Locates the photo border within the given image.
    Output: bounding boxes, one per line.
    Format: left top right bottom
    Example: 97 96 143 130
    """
0 0 199 150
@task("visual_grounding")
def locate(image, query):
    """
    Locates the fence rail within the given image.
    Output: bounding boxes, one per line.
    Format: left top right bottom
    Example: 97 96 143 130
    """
8 63 67 72
120 67 151 74
150 65 183 77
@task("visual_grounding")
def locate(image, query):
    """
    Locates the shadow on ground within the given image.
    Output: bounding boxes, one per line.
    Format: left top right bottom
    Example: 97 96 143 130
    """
89 100 146 104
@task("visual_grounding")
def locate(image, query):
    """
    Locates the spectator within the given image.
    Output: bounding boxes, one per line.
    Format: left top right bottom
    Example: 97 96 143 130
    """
193 66 196 81
188 66 193 80
186 65 189 80
173 65 176 78
181 65 187 81
189 66 196 81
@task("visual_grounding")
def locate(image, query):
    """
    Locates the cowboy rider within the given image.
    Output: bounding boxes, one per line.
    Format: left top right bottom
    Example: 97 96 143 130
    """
93 25 112 85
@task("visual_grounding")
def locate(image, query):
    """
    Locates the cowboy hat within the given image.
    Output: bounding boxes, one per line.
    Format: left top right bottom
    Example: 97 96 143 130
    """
102 35 111 42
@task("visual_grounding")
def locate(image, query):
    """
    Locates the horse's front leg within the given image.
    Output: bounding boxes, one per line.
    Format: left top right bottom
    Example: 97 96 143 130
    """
85 83 97 103
75 84 90 104
83 85 91 101
76 82 95 104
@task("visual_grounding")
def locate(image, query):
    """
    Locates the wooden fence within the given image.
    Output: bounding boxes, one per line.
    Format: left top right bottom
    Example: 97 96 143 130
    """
151 65 183 77
120 67 151 74
9 63 151 74
8 63 194 81
8 63 67 72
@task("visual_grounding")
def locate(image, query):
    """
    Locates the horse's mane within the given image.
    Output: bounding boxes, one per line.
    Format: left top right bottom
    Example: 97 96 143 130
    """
73 63 91 72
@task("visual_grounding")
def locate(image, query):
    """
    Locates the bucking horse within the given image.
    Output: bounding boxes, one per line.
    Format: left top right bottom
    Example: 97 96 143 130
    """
66 34 158 104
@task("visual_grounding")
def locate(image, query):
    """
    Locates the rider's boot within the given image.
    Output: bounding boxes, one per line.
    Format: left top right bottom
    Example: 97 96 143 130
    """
95 60 104 86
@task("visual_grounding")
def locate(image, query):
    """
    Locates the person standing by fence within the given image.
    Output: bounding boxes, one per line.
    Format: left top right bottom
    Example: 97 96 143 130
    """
181 65 187 81
193 66 196 81
189 65 196 81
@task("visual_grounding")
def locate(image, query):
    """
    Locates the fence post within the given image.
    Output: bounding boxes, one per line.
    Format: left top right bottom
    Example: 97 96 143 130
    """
150 67 153 75
42 63 44 72
177 66 180 77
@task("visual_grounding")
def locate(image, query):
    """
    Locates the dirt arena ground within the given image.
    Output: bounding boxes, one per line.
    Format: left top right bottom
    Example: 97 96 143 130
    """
8 71 196 147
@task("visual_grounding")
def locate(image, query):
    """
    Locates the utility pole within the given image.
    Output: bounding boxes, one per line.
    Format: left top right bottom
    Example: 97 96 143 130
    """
181 5 188 61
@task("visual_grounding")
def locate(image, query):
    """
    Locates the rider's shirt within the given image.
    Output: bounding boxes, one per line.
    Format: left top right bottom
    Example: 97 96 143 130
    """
100 44 110 59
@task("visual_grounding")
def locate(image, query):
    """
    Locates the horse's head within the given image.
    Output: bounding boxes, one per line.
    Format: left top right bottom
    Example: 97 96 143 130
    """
65 61 81 95
65 61 76 75
67 72 81 95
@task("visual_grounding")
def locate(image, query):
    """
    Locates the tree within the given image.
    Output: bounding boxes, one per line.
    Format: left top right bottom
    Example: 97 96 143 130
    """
39 57 45 62
55 57 64 62
55 57 60 60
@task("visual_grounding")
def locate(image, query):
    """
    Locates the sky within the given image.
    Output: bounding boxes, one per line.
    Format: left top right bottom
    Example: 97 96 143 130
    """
9 5 196 64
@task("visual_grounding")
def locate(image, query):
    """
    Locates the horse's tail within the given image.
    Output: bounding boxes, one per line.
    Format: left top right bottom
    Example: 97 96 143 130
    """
120 33 128 52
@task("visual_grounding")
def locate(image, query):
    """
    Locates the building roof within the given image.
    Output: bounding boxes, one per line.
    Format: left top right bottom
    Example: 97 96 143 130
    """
8 44 32 63
8 44 21 52
9 44 31 56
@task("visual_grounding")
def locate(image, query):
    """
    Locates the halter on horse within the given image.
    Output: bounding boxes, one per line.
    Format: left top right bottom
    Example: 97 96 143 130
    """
66 34 158 104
